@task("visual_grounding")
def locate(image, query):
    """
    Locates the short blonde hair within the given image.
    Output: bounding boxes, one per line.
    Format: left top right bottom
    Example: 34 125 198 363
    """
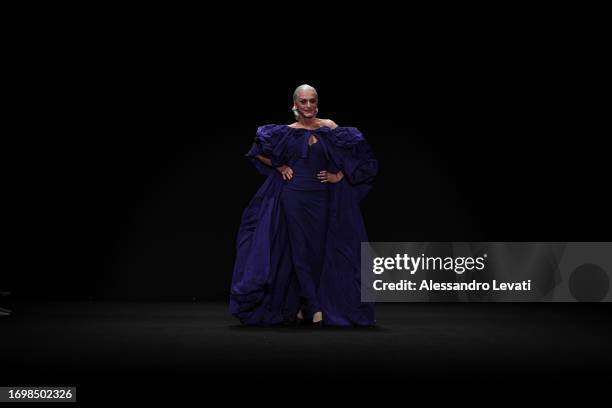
293 84 318 102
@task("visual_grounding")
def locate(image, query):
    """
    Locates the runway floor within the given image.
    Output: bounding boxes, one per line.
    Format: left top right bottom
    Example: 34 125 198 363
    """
1 301 610 403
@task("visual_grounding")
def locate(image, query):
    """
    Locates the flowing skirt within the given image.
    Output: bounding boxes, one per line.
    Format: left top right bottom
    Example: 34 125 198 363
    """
230 174 375 326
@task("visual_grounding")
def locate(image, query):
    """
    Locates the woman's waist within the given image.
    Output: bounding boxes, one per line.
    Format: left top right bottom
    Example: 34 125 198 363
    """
284 175 329 191
289 161 327 169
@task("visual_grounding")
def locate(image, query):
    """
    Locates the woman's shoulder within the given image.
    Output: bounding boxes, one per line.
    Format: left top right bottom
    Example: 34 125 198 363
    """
255 124 292 138
323 123 365 148
284 119 338 130
319 119 338 129
256 120 359 137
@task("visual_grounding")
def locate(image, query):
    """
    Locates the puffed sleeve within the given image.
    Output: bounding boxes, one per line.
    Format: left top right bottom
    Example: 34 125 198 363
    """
245 124 291 176
327 127 378 186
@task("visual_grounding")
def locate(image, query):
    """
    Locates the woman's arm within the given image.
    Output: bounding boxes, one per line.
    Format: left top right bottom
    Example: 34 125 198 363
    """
256 154 293 180
255 154 273 167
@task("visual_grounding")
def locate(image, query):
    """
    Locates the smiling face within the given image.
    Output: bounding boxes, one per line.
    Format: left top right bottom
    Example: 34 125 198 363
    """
293 89 318 119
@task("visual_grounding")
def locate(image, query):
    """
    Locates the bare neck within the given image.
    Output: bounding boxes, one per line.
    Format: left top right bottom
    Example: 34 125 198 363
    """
292 117 322 129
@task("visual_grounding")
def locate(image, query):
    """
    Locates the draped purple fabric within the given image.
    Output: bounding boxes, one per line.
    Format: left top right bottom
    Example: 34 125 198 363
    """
230 125 378 326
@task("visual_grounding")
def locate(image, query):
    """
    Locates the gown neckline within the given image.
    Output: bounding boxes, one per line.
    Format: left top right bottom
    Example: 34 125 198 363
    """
285 124 334 132
284 125 326 147
308 134 319 147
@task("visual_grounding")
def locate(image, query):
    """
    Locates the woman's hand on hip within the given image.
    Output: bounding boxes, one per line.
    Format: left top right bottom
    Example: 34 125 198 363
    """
318 170 344 184
276 165 293 180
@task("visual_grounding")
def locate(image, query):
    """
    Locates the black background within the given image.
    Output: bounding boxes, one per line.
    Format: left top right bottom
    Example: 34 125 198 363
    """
2 16 611 404
9 59 609 301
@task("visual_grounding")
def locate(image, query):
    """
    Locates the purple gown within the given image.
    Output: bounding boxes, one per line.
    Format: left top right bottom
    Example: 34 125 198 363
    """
230 124 378 326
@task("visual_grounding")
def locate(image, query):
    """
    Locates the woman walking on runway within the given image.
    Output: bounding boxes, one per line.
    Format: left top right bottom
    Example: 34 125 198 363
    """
230 84 378 327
